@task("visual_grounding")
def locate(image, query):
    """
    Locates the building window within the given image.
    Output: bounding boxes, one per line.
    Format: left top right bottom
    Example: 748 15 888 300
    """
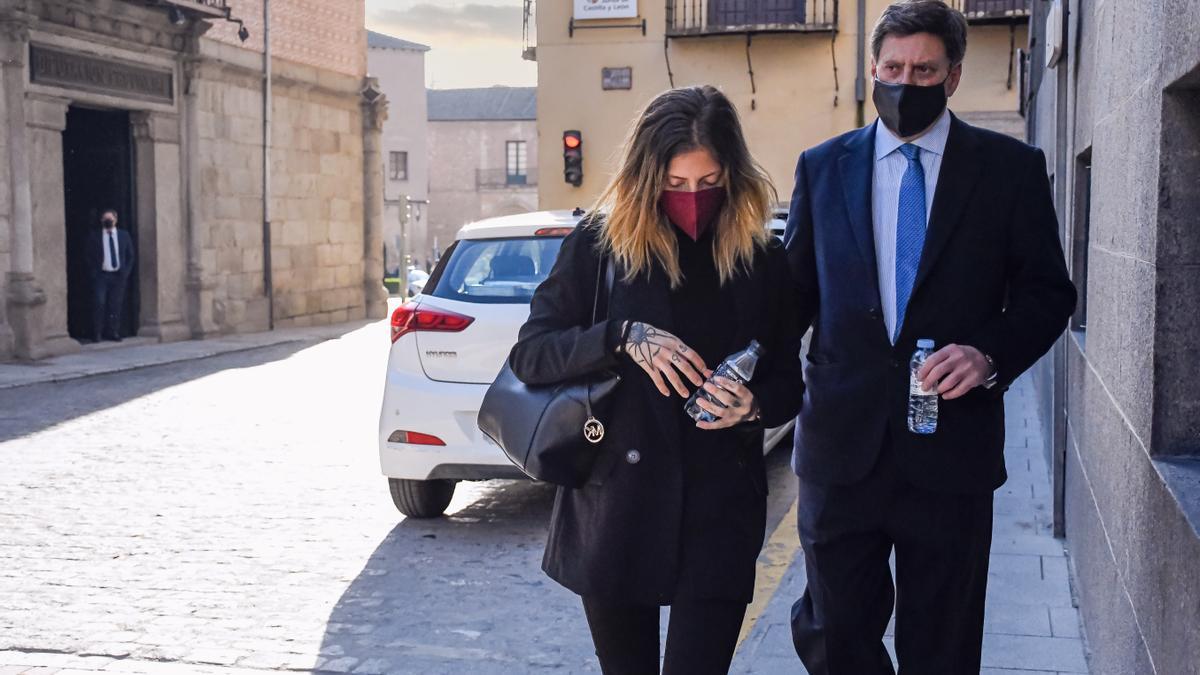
506 141 528 185
1071 149 1091 332
708 0 806 27
389 151 408 181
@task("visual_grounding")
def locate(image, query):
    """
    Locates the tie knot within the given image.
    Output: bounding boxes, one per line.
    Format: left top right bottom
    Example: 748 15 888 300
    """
899 144 921 162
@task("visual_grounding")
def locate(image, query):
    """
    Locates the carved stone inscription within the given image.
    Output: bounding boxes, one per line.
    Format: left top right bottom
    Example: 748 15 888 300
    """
29 45 174 105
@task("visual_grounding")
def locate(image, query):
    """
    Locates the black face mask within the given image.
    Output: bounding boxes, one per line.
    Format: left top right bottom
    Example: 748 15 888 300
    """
872 77 949 138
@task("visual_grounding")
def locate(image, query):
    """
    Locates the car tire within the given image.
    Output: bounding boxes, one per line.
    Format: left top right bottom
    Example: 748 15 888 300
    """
388 478 456 518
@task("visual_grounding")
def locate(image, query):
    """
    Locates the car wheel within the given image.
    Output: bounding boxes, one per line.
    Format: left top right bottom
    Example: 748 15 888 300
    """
388 478 456 518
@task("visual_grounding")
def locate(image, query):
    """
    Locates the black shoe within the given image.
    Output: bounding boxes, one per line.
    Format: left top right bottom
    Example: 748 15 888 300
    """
103 334 123 342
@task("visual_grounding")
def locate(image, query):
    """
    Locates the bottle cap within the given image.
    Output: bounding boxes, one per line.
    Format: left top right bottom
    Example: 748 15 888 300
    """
748 339 765 356
916 339 936 350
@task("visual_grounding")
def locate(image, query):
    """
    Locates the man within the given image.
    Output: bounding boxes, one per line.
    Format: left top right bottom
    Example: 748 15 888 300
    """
783 2 1076 673
87 209 135 342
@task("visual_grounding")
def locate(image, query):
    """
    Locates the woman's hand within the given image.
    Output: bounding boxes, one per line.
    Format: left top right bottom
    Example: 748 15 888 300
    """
694 375 760 430
622 322 708 397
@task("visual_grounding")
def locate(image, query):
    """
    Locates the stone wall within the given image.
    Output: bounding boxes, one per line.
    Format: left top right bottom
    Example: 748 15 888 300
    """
369 43 430 273
209 0 366 78
1025 1 1200 673
0 51 11 357
192 40 368 332
426 119 538 253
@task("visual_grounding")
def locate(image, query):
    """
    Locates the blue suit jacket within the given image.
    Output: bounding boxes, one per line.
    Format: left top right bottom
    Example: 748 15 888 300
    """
87 228 136 281
784 115 1076 494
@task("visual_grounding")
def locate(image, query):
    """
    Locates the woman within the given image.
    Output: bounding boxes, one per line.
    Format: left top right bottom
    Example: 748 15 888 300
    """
509 86 804 674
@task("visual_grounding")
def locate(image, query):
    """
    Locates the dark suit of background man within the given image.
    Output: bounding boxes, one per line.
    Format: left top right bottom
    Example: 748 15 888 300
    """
783 2 1077 673
88 209 135 342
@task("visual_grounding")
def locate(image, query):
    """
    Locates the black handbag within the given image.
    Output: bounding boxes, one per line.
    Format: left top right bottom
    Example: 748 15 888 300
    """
477 255 620 487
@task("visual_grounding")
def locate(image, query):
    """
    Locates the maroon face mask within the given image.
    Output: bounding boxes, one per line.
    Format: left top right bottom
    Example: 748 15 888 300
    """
660 186 727 241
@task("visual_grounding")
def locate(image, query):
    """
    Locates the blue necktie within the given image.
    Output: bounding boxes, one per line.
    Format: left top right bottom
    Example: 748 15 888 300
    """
108 231 119 271
894 144 926 342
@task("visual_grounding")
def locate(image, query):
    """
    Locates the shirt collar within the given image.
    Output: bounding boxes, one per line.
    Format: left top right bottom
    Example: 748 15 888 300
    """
874 108 952 161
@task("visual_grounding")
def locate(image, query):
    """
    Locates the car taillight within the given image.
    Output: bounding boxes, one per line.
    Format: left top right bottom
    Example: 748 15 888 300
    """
389 303 474 343
386 430 447 446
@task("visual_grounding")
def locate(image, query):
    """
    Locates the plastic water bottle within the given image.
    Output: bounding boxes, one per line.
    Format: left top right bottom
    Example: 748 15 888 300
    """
908 339 938 434
685 340 765 423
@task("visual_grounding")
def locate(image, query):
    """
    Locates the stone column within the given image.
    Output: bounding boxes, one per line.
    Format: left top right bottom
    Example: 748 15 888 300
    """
360 77 389 320
132 111 190 343
181 48 217 338
26 93 76 357
0 26 13 359
2 21 48 360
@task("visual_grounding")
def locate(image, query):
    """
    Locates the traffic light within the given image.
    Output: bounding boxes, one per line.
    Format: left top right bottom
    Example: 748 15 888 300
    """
563 130 583 187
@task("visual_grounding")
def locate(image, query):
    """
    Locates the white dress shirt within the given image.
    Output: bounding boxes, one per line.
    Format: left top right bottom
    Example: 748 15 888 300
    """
102 228 120 272
871 110 951 343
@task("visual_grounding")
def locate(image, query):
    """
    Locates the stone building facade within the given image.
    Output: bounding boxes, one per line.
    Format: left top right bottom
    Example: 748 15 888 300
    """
367 31 430 275
0 0 385 362
1024 1 1200 672
426 87 537 260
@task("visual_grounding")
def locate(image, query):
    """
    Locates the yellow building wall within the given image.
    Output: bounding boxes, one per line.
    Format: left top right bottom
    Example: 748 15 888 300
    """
536 1 1026 210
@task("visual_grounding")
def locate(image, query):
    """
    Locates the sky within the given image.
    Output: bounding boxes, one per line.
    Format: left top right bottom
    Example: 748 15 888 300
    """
365 0 537 90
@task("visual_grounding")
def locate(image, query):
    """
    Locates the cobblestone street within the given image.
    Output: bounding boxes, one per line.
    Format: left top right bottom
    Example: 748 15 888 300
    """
0 316 1088 674
0 320 609 674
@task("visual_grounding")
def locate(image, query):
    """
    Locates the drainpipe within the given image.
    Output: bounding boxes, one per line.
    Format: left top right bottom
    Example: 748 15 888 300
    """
261 0 274 329
855 0 867 127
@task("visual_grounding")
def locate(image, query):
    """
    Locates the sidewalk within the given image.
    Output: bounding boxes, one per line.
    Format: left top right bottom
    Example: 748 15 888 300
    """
733 374 1092 674
0 321 374 391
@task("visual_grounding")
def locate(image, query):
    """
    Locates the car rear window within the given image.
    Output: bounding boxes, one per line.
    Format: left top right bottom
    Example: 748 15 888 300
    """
427 236 566 304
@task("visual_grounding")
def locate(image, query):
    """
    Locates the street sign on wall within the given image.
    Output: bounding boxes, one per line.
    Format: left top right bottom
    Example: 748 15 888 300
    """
573 0 638 20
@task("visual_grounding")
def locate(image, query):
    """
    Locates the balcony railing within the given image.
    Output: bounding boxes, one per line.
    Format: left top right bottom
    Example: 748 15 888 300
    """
948 0 1030 23
477 168 539 189
667 0 838 37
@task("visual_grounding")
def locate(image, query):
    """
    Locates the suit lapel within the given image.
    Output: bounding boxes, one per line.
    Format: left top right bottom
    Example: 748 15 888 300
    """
837 125 882 305
913 115 983 294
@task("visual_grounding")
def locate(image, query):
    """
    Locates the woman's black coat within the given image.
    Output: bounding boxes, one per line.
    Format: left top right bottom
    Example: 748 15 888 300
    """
509 222 804 605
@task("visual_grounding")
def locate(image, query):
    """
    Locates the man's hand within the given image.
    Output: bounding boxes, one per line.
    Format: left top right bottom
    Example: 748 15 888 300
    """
917 344 993 400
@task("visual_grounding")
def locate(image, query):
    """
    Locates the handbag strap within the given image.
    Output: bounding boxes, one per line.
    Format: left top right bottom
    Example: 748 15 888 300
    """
589 253 614 326
584 252 616 422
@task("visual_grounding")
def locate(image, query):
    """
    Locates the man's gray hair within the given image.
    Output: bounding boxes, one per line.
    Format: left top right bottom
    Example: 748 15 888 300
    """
871 0 969 66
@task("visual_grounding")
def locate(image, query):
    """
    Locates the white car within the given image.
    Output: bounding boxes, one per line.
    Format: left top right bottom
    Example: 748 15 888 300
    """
378 209 796 518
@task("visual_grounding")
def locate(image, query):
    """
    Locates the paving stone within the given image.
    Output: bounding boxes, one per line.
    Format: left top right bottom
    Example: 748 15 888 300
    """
1050 607 1084 639
982 633 1090 673
984 602 1053 637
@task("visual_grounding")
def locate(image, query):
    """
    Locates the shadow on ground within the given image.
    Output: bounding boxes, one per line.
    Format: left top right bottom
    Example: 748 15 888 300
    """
317 443 799 675
316 478 600 674
0 340 319 442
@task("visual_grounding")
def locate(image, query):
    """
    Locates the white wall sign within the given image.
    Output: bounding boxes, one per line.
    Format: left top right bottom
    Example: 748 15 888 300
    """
574 0 638 20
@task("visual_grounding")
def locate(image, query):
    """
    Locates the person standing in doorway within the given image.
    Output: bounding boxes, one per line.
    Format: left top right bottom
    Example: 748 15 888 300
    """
783 1 1077 672
88 209 135 342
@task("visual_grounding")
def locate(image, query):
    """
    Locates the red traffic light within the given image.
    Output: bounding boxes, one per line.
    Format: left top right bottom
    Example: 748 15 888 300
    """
563 130 583 187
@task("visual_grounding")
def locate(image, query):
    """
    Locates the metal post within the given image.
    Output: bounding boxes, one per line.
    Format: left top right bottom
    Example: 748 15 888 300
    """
262 0 274 329
856 0 867 127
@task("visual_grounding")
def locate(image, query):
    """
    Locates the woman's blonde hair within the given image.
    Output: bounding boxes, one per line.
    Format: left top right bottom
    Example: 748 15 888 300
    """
591 85 776 288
